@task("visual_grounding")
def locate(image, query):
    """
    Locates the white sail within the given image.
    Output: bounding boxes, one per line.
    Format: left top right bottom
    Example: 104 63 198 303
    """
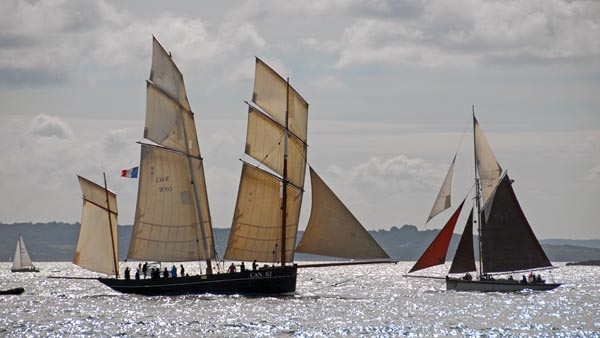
225 163 303 263
296 168 390 259
253 58 308 142
12 236 34 269
74 176 119 275
474 116 502 205
128 145 215 262
245 106 307 188
149 35 190 112
426 155 456 223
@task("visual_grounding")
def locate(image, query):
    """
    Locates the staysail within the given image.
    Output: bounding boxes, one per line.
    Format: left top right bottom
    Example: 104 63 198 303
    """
474 116 502 205
127 36 215 262
225 58 308 263
480 174 552 274
409 199 466 273
296 167 390 259
448 208 476 274
74 176 119 275
426 155 456 223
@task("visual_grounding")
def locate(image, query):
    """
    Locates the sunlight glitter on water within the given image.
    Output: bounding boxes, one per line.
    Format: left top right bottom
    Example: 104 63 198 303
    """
1 262 600 337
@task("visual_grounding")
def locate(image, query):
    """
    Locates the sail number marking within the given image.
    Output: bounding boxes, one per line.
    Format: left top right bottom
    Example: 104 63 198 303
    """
250 271 272 279
156 176 172 193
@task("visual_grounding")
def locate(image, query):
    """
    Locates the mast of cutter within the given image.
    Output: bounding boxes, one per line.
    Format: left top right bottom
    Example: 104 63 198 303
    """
281 77 290 266
103 172 119 278
472 105 483 276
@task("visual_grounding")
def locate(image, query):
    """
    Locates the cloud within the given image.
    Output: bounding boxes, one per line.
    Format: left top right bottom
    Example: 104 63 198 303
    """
0 0 266 88
333 0 600 68
30 114 73 139
330 154 443 193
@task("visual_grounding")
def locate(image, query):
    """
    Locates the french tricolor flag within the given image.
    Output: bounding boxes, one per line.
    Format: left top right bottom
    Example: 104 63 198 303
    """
121 166 139 178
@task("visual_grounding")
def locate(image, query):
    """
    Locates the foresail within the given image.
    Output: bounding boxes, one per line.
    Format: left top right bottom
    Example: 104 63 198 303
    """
127 144 215 262
480 174 552 274
225 163 302 263
296 168 389 259
74 176 118 275
245 106 307 188
252 58 308 142
426 155 456 223
409 199 466 273
448 207 476 274
474 116 502 205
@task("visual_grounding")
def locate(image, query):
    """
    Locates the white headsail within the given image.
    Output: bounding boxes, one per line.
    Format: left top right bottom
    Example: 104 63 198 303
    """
474 116 502 205
426 155 456 223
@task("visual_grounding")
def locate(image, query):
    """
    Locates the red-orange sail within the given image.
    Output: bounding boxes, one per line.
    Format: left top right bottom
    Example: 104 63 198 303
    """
409 199 466 273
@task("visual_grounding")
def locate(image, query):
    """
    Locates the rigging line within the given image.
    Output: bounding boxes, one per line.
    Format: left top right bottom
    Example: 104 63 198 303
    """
454 117 471 159
254 133 286 170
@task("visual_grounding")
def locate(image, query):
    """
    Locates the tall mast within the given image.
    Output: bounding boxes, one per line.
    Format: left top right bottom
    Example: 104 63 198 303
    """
181 111 213 274
281 77 290 266
103 172 119 278
472 105 483 276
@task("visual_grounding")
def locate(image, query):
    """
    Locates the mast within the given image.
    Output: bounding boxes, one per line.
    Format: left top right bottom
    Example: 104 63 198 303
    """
281 77 290 266
180 107 213 274
472 105 483 276
103 173 119 278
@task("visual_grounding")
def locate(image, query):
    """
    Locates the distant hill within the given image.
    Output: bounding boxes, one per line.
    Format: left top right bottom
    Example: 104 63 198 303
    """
1 222 600 263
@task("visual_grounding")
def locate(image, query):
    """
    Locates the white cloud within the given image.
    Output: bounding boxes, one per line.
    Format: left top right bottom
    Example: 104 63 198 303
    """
30 114 73 139
334 0 600 68
331 154 443 193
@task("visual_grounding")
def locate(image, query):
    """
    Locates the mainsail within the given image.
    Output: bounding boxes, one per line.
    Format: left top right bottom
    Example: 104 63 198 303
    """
225 58 308 264
409 199 466 273
426 155 456 223
480 174 552 274
448 208 476 274
12 236 34 270
296 167 389 259
474 116 502 205
74 176 119 276
127 36 215 263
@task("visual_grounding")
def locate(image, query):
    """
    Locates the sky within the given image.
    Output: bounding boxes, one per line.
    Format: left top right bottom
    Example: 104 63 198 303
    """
0 0 599 239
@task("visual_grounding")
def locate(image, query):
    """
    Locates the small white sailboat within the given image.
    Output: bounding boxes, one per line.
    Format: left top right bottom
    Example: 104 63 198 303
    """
11 235 39 273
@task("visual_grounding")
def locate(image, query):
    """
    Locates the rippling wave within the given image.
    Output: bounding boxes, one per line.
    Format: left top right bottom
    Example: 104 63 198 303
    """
1 262 599 337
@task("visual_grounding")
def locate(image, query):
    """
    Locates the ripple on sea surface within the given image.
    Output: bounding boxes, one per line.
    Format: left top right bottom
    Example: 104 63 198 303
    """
1 262 600 337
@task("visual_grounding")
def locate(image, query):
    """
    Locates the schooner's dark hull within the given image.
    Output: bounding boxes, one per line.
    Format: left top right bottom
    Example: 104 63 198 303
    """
99 266 297 296
446 277 560 292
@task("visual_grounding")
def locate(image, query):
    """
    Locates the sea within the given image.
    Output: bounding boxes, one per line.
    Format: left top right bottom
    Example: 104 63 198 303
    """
1 262 599 337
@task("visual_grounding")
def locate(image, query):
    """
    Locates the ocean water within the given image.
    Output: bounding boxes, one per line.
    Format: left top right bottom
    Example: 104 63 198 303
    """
1 262 599 337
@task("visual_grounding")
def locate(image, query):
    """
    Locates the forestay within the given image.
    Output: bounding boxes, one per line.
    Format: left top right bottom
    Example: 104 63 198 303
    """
296 168 390 259
74 176 118 275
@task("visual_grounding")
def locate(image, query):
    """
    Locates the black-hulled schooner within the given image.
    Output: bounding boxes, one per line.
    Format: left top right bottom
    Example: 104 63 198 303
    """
408 109 560 292
76 36 390 296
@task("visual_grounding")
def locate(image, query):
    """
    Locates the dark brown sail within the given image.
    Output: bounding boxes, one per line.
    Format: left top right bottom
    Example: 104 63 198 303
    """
409 199 465 273
448 208 476 274
480 174 552 274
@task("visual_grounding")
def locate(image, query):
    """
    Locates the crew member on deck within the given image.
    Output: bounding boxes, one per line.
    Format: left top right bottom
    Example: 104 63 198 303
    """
228 263 236 273
170 265 177 277
180 264 185 277
124 267 131 280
